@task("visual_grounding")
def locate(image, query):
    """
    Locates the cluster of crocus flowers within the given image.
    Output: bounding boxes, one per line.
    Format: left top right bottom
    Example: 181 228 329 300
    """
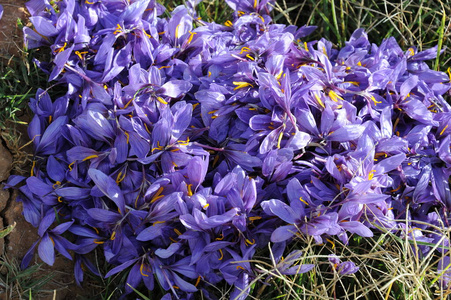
6 0 451 298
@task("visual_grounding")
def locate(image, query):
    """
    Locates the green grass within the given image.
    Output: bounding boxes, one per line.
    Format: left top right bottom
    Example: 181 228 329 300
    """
0 255 55 299
273 0 451 70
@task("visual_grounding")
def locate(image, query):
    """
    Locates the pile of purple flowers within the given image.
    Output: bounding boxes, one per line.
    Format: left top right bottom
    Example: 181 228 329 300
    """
6 0 451 298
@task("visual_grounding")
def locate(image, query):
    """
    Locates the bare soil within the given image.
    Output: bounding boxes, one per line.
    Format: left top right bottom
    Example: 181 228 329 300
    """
0 1 27 58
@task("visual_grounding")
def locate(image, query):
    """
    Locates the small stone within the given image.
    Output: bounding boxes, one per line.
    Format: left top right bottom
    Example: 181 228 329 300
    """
0 188 9 212
0 142 12 182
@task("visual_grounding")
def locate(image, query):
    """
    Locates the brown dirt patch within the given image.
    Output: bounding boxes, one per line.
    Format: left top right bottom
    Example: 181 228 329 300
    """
0 1 28 58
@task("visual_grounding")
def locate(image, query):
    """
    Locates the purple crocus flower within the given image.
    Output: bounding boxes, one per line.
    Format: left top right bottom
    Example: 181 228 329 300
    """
12 0 451 298
328 254 359 275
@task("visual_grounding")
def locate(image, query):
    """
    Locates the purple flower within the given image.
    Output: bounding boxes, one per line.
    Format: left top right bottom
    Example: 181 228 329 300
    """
13 0 451 297
328 254 359 275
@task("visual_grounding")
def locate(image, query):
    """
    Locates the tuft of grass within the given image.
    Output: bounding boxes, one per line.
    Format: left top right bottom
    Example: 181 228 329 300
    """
272 0 451 70
0 255 55 299
243 217 451 300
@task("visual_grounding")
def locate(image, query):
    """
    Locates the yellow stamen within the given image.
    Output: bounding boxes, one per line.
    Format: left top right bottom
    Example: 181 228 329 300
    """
31 160 36 176
57 196 63 203
233 81 254 90
216 233 224 240
447 67 451 81
218 249 224 260
173 285 180 290
187 184 193 196
277 130 284 149
203 203 209 209
246 54 255 61
82 154 98 161
151 187 165 203
237 11 245 16
110 231 116 240
124 131 130 144
68 161 75 171
187 31 197 44
224 20 233 27
328 90 343 102
113 24 122 35
134 193 140 208
370 95 382 105
140 264 149 277
169 237 178 243
85 0 95 4
368 170 376 181
208 110 218 114
390 185 401 193
326 238 335 249
245 239 255 245
195 276 202 287
208 71 212 77
159 66 171 69
248 216 262 221
56 42 67 53
172 161 178 167
440 125 448 136
178 137 190 146
357 61 362 66
314 93 325 108
151 141 163 152
345 81 359 86
93 239 104 244
52 181 61 189
122 97 134 109
175 24 181 39
408 48 415 56
48 115 53 123
240 46 250 54
174 228 182 236
299 197 308 205
253 0 257 8
156 96 168 105
304 42 309 52
116 171 126 184
144 123 151 134
236 265 245 270
375 152 388 159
